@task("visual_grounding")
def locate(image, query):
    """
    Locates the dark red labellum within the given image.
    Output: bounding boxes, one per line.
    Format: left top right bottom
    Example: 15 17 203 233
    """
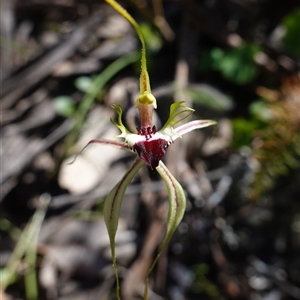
133 138 169 170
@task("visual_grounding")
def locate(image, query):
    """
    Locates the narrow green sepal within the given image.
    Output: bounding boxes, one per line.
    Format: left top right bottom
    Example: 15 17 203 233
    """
103 157 144 300
143 161 186 299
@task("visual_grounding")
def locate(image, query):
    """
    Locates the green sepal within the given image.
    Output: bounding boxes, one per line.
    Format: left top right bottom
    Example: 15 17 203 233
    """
103 157 144 300
161 101 194 131
143 161 186 299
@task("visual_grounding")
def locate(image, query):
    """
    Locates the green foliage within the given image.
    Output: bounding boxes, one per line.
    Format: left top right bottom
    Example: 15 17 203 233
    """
53 96 76 117
183 85 234 111
232 75 300 198
231 117 263 150
74 76 93 93
199 44 261 84
281 8 300 56
0 197 49 299
231 98 276 149
191 264 221 299
249 99 274 122
61 52 139 155
139 22 162 53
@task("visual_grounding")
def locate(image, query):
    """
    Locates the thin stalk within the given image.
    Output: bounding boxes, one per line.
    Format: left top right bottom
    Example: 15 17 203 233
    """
0 196 49 293
104 0 151 94
24 197 49 300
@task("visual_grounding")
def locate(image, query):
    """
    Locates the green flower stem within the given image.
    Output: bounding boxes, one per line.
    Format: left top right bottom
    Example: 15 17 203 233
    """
104 0 157 132
104 0 151 94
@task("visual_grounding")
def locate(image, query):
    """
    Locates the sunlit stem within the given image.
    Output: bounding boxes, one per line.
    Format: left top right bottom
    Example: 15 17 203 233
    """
104 0 150 94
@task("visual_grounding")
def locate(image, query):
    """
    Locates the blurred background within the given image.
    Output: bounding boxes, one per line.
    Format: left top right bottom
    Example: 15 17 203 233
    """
1 0 300 299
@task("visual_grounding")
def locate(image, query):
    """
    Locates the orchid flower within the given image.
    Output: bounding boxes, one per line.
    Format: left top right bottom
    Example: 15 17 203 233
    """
75 1 216 299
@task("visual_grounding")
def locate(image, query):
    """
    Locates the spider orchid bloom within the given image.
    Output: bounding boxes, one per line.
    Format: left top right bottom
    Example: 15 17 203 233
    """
83 98 216 171
77 93 216 299
76 1 217 298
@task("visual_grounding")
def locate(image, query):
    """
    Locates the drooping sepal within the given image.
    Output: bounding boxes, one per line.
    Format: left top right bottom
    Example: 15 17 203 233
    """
104 157 144 240
103 157 144 300
143 161 186 299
